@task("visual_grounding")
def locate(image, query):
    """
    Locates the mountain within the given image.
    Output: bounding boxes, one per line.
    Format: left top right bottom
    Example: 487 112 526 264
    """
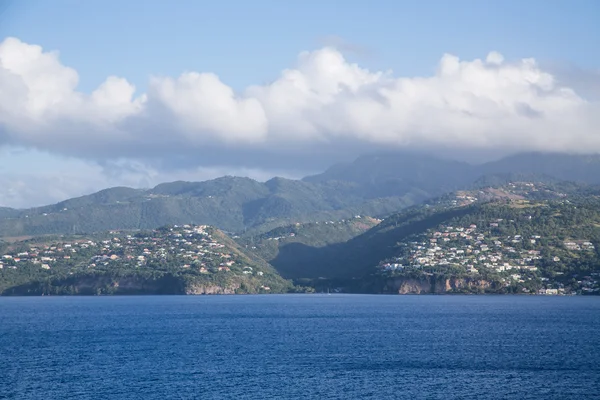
304 152 477 197
266 182 600 294
307 152 600 188
0 176 417 237
481 152 600 183
2 152 600 238
0 207 19 219
0 224 294 295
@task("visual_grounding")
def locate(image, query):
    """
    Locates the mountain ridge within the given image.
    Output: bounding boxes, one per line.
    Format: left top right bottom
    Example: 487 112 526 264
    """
2 152 600 238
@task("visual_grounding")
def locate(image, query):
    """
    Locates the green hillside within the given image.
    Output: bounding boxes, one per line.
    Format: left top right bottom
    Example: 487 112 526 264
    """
268 182 600 295
237 215 381 277
376 198 600 294
0 176 417 237
0 224 293 295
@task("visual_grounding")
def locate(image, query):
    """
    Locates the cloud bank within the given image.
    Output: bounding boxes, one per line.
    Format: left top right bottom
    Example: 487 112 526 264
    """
0 36 599 207
1 36 599 159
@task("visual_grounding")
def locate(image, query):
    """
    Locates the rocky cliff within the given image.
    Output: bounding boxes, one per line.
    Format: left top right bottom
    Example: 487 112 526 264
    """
383 276 494 294
1 273 285 296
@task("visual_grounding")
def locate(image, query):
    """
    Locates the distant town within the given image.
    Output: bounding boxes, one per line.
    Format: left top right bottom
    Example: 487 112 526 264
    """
378 208 599 295
0 225 272 290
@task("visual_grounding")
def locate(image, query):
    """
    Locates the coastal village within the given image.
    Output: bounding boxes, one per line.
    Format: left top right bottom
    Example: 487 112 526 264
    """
378 217 599 295
372 182 600 295
0 225 270 288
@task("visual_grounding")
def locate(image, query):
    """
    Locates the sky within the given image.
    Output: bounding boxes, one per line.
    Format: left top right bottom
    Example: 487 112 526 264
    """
0 0 599 208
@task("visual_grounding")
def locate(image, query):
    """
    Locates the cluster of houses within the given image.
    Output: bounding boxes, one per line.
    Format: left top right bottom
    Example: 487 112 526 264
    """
564 241 595 251
0 225 265 278
536 273 599 295
450 194 479 207
0 243 77 270
579 273 600 294
380 221 543 273
378 219 598 294
445 182 569 209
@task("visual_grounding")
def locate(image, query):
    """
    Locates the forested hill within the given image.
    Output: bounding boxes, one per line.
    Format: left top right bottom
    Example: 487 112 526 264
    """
0 176 421 237
264 183 600 295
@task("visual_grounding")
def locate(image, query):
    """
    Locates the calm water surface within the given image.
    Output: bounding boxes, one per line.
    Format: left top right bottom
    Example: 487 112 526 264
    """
1 295 599 399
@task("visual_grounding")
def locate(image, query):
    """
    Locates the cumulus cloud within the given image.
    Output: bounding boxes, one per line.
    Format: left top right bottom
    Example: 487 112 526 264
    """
148 73 268 143
0 38 142 124
1 36 599 160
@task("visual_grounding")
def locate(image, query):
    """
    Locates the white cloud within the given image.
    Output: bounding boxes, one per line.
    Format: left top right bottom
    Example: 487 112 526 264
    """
0 36 599 207
1 36 598 156
149 72 268 143
0 37 144 152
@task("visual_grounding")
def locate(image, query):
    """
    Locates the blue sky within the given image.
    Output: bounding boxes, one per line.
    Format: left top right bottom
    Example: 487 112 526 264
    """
0 0 599 207
3 0 598 92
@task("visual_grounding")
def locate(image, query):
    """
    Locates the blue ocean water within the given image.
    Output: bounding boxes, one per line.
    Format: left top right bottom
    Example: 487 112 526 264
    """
1 295 599 400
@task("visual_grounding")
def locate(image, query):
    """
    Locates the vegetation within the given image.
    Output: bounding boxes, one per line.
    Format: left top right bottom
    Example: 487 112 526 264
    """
0 225 292 295
2 152 600 238
372 197 600 294
237 215 380 268
0 176 414 238
1 181 599 295
263 182 600 295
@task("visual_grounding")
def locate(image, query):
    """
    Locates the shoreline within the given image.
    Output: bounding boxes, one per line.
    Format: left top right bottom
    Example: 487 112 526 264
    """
0 292 593 297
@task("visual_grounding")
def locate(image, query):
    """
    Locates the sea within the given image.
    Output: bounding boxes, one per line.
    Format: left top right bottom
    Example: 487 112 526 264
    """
1 295 599 399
